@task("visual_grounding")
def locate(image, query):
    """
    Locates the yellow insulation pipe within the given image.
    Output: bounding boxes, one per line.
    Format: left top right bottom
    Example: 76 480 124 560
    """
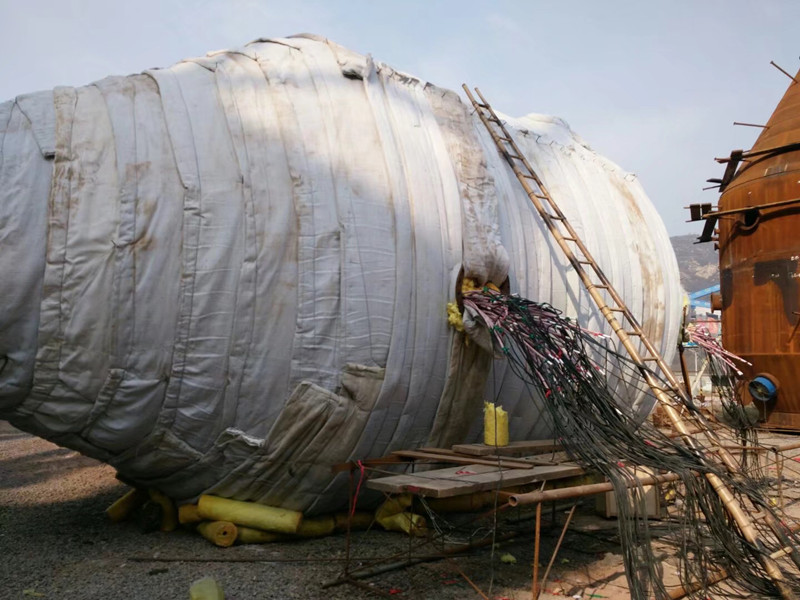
197 521 238 547
376 494 428 536
294 515 336 538
178 504 202 525
334 511 374 532
105 488 148 522
149 489 178 532
197 495 303 534
236 526 285 544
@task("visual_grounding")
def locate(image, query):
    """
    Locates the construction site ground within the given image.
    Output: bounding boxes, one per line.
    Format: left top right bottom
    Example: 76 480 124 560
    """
3 419 800 600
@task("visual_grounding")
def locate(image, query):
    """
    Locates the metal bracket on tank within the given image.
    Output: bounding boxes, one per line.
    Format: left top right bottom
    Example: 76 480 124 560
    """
715 142 800 191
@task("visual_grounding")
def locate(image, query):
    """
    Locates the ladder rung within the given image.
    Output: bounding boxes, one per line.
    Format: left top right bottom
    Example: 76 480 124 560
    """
625 331 642 337
641 357 659 362
590 284 609 290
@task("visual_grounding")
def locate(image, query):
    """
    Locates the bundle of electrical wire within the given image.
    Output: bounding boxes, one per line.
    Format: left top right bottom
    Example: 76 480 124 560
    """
687 324 751 377
463 288 800 599
685 323 757 446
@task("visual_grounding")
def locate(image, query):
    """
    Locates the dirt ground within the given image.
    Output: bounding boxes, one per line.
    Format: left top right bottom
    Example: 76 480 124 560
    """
2 420 800 600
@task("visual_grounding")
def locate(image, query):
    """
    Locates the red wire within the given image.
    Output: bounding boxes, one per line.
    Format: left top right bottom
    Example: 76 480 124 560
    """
350 459 366 518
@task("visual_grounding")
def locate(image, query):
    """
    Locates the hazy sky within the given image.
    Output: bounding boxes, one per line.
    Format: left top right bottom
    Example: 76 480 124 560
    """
1 0 797 235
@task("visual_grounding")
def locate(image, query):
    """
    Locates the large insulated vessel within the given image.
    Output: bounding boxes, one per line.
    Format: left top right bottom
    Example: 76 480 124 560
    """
0 35 682 513
717 70 800 429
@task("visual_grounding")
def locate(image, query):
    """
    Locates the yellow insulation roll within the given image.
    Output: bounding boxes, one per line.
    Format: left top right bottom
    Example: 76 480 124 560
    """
178 504 202 524
149 489 178 532
334 511 374 532
375 494 428 536
484 402 509 447
197 495 303 534
197 521 238 547
236 526 285 544
105 488 148 522
295 515 336 538
379 512 427 536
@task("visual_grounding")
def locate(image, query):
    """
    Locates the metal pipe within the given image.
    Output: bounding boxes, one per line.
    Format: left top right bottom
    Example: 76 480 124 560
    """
733 121 769 128
701 195 800 219
770 60 799 84
508 473 682 507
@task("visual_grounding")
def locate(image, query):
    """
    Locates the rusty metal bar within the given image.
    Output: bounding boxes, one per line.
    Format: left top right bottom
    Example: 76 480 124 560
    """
532 501 542 599
446 559 489 600
771 60 799 84
700 196 800 219
322 530 518 588
537 503 578 599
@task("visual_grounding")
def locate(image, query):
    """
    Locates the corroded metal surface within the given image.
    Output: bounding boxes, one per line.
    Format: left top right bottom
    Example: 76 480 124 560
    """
718 70 800 429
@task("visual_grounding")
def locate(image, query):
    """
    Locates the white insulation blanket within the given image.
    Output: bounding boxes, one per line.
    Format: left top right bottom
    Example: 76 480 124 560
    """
0 34 682 513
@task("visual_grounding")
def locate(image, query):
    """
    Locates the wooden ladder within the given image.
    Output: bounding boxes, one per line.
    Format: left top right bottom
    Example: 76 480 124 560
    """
462 85 797 598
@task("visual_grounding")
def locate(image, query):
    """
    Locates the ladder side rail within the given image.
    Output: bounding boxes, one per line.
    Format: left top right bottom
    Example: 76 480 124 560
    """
469 87 691 401
467 87 683 393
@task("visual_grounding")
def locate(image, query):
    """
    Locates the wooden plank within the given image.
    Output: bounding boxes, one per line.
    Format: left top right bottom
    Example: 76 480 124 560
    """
390 450 535 470
412 447 567 467
367 462 584 498
451 440 562 457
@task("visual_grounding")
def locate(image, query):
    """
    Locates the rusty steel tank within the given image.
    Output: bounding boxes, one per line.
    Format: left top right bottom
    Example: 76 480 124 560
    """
716 69 800 429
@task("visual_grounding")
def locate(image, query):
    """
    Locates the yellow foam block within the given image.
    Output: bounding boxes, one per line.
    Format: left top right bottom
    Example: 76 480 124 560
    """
189 576 225 600
484 402 509 447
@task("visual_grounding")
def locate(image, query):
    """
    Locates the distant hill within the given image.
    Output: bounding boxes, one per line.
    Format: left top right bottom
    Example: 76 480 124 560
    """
670 234 718 293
